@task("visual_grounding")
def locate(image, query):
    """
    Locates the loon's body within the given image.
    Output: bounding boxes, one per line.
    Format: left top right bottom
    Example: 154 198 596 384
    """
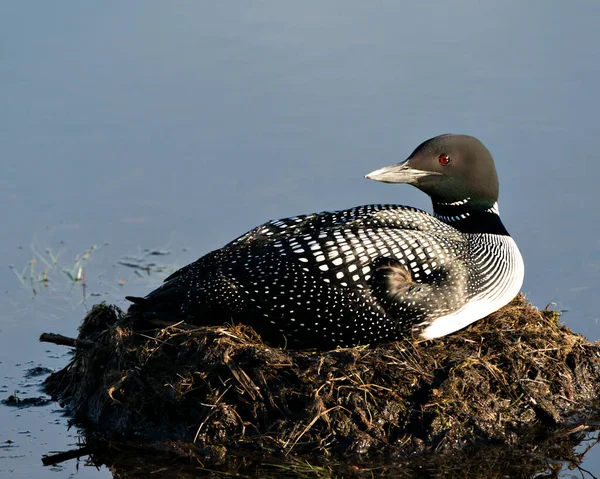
127 134 524 350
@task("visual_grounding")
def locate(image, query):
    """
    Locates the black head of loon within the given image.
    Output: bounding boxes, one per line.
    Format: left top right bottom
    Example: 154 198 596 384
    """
365 134 504 234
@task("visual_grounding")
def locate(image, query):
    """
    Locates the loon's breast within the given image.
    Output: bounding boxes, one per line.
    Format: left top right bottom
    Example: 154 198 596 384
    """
419 233 524 339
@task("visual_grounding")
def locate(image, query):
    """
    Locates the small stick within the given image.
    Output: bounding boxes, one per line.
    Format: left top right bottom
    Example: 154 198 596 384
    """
39 333 97 349
42 446 92 466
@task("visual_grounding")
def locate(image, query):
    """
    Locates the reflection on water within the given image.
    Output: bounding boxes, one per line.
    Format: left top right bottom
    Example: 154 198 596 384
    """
1 1 599 477
39 431 600 478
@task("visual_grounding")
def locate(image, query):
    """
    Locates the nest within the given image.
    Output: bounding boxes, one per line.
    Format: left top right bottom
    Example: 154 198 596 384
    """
43 295 600 473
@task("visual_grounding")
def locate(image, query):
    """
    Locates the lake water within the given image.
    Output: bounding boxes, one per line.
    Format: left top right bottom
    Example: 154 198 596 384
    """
1 1 599 476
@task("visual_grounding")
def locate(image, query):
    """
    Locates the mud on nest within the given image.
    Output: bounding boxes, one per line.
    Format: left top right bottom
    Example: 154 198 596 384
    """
43 294 600 461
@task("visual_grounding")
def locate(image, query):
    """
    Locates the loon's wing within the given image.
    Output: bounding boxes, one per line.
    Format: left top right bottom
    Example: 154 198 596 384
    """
233 205 471 331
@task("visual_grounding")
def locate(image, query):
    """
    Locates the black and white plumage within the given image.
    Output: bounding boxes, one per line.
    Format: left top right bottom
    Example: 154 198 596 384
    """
127 134 524 350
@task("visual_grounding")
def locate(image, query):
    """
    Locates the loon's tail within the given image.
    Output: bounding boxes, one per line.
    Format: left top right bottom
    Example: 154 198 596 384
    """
125 295 164 318
124 278 188 319
125 295 148 311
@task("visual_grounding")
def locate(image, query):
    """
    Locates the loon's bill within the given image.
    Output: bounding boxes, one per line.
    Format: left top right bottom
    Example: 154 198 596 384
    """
365 158 440 184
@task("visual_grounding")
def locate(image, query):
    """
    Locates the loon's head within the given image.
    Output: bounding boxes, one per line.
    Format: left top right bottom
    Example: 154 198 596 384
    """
366 134 498 209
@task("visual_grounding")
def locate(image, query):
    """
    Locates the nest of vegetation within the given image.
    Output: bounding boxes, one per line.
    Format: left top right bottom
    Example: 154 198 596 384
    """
43 295 600 475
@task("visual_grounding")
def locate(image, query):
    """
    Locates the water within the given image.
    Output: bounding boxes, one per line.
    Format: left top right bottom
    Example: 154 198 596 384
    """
1 1 599 476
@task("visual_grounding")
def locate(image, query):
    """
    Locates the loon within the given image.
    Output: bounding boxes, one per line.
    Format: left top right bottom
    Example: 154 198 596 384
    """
127 134 524 350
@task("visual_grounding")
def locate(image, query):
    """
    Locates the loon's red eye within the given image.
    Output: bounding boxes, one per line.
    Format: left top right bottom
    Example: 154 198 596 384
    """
438 154 451 165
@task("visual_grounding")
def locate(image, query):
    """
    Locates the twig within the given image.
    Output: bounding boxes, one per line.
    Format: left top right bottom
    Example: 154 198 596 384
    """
39 333 97 349
41 446 92 466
